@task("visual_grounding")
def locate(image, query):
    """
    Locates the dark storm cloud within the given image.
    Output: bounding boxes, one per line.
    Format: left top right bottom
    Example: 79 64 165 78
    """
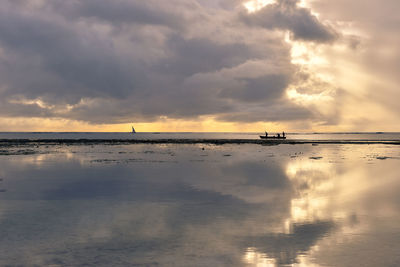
157 35 261 77
0 0 335 124
219 74 290 102
0 100 53 118
241 0 337 42
49 0 193 28
218 101 314 122
0 7 144 103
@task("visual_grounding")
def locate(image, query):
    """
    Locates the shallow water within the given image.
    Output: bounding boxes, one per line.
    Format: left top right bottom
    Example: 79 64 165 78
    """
0 143 400 266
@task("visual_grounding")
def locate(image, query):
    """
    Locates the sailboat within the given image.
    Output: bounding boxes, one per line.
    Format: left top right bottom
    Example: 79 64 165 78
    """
131 126 136 133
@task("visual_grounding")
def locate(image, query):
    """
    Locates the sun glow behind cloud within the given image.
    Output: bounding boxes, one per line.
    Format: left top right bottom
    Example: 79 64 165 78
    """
244 0 312 13
243 0 276 13
289 19 398 131
242 0 344 130
244 0 338 129
282 29 340 129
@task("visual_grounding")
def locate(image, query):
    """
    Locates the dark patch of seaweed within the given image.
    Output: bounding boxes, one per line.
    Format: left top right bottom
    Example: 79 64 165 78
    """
309 156 323 160
0 149 39 155
90 158 176 164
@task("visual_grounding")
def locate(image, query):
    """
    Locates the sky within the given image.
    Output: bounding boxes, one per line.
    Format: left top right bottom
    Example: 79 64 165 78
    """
0 0 399 132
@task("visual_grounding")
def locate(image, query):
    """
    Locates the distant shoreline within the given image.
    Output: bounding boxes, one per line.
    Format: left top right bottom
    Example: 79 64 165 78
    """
1 139 399 145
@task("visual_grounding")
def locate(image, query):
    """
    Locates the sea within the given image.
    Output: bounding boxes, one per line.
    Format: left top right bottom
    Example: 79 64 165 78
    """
1 131 400 141
1 132 400 266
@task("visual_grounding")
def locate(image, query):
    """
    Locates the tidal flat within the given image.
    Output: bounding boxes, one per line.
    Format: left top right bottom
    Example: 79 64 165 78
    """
1 143 400 266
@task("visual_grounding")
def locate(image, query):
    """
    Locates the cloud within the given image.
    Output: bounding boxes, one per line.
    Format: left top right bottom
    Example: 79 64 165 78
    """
241 0 337 42
219 74 290 102
52 0 190 28
0 0 341 126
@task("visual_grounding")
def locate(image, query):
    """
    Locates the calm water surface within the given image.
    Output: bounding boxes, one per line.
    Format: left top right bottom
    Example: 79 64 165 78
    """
0 143 400 266
1 132 400 141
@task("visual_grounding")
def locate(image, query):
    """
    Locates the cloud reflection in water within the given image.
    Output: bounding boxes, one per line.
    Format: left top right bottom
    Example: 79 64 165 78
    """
0 143 399 266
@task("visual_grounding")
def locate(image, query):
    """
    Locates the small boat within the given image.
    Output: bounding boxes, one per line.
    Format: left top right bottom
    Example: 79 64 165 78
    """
259 135 286 139
260 131 286 139
131 126 136 133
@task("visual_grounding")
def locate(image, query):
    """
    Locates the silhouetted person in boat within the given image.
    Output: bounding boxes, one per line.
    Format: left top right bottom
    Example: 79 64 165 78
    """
277 133 280 138
282 131 285 138
265 131 268 137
